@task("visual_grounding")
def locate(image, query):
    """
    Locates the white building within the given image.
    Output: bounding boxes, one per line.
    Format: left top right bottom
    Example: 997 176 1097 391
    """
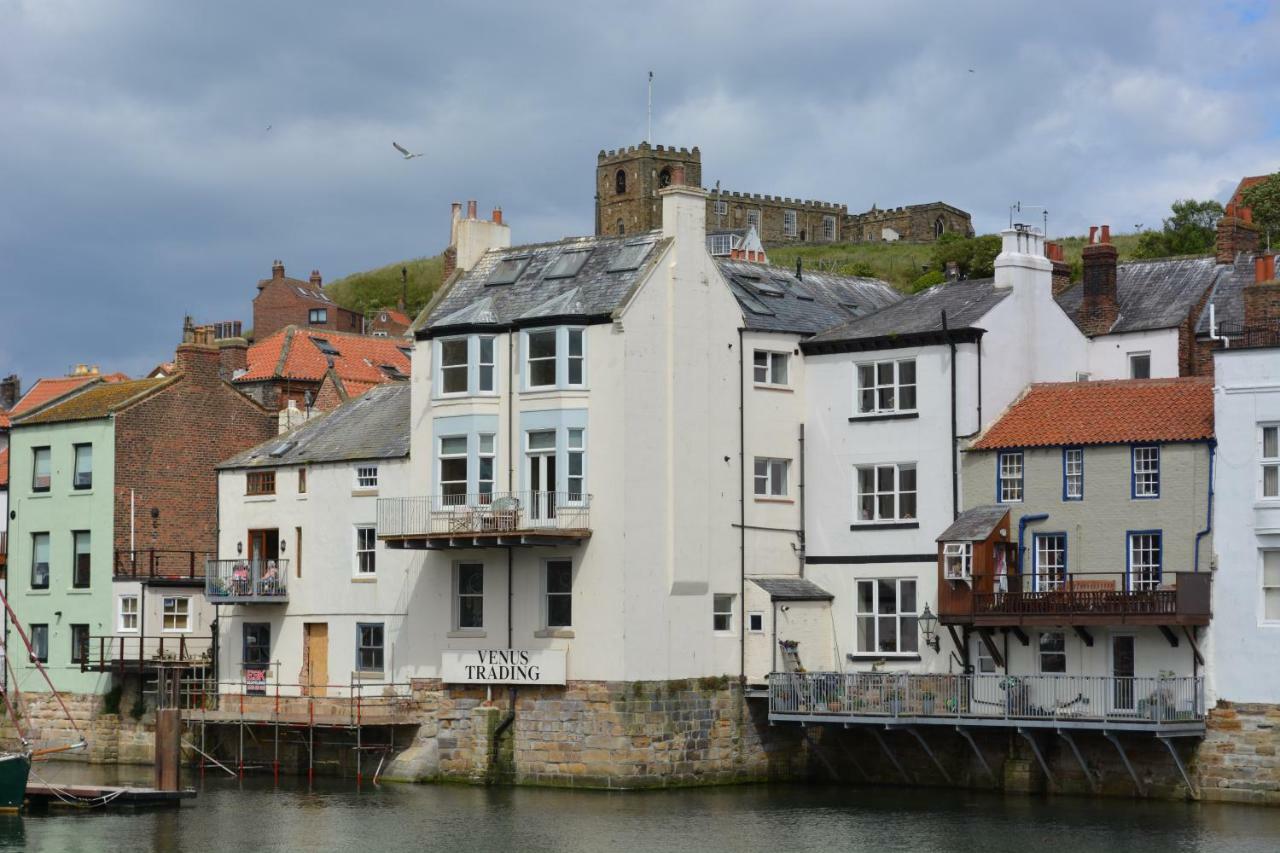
212 382 416 694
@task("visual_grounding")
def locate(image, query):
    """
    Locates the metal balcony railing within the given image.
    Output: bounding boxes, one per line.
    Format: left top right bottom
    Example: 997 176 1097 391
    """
114 549 213 581
377 491 591 538
768 672 1205 730
941 570 1211 624
205 559 289 603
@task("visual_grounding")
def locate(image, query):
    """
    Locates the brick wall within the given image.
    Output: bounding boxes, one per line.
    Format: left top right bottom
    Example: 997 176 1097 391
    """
253 278 364 339
1244 281 1280 329
112 343 276 556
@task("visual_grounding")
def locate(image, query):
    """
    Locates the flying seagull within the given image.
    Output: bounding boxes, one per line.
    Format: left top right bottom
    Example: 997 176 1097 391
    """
392 142 423 160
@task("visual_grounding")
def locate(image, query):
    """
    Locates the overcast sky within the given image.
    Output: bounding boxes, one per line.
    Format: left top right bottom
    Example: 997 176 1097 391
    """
2 1 1278 384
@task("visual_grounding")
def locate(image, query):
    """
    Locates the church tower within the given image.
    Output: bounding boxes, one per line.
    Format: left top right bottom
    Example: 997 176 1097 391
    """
595 143 702 236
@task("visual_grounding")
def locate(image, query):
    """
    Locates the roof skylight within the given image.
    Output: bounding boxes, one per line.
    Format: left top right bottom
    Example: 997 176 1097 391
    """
606 241 654 273
544 249 593 280
486 255 532 286
311 337 340 357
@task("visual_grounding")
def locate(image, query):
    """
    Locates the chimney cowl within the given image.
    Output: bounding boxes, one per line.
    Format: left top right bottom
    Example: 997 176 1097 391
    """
492 207 503 225
272 259 285 279
467 200 478 220
309 270 322 287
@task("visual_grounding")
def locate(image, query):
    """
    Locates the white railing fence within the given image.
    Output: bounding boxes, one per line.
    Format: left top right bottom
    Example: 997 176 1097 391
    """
205 559 290 599
377 492 591 537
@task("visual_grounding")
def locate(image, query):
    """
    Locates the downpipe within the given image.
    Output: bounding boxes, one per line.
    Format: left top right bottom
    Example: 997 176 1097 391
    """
1017 513 1049 577
1193 440 1216 573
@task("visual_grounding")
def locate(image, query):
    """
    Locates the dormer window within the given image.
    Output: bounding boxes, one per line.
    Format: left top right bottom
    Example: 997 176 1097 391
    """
943 542 972 581
486 255 531 286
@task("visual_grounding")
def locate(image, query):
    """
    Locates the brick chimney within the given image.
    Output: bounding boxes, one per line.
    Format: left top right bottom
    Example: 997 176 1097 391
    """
1045 241 1072 297
1216 210 1260 264
1245 253 1280 330
1078 225 1119 336
0 374 19 410
218 337 249 380
451 200 511 274
272 259 285 280
174 323 221 385
309 270 322 288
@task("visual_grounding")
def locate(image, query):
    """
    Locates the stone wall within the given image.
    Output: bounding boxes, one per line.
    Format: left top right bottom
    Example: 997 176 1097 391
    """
1199 702 1280 805
0 687 159 765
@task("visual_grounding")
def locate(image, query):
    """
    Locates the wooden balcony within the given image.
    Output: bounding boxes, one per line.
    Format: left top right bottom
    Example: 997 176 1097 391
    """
205 559 289 604
377 492 592 550
939 570 1212 627
80 634 213 674
114 549 212 584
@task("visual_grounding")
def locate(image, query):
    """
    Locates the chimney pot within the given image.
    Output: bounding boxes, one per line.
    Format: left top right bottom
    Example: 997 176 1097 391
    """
1088 226 1098 244
1100 225 1111 244
492 207 503 225
467 200 478 220
272 259 285 279
310 270 322 287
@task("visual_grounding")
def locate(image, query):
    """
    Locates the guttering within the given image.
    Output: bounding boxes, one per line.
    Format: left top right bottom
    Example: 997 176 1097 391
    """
1194 439 1216 573
800 327 984 356
1017 513 1049 576
414 313 615 341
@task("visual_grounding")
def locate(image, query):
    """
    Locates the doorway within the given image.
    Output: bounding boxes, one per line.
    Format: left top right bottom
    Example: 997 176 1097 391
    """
1110 633 1136 713
527 431 557 523
303 623 329 697
248 529 279 562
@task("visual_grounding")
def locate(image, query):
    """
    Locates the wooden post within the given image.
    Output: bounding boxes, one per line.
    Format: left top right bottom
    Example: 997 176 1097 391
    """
154 708 182 791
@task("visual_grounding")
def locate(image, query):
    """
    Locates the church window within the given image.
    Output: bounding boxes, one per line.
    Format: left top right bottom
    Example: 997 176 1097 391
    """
615 169 626 194
934 217 945 238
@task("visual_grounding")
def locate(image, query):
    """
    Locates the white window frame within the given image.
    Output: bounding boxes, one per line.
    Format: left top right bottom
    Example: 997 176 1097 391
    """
747 611 765 634
1128 351 1151 379
753 351 789 386
713 593 735 634
943 542 972 581
1263 549 1280 625
438 436 468 504
1038 631 1067 673
355 525 377 576
1128 531 1162 591
439 337 470 396
854 578 919 656
454 562 485 630
708 233 735 256
162 596 191 633
543 559 573 629
526 329 558 389
976 640 997 674
1261 424 1279 500
746 210 760 229
1132 445 1160 499
567 328 585 387
783 209 798 238
998 451 1024 503
822 215 836 240
713 199 728 216
118 595 140 633
478 336 496 393
355 465 379 490
1035 533 1067 592
524 327 586 390
854 463 917 523
1063 447 1084 500
566 429 585 502
855 358 917 415
754 457 789 498
478 434 496 499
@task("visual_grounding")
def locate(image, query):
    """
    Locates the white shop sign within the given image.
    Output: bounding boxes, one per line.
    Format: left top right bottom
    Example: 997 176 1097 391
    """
441 649 566 685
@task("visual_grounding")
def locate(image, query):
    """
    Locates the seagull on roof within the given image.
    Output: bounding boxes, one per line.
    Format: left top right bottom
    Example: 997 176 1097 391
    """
392 142 423 160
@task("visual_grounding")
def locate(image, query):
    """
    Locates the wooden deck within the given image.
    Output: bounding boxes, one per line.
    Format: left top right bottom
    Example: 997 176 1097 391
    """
25 782 195 810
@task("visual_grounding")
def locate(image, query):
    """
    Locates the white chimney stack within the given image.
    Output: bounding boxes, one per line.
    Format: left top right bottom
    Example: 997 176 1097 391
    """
993 224 1051 291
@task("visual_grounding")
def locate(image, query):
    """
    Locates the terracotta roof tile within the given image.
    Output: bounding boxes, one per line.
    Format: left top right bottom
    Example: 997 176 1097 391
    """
971 378 1214 450
236 326 412 387
0 447 8 489
0 411 9 429
15 378 171 426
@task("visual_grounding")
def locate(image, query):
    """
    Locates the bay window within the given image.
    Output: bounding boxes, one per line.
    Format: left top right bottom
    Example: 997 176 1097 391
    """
439 436 469 503
438 335 499 396
855 463 916 522
525 327 586 390
478 434 495 498
856 359 916 415
855 579 918 655
440 339 469 393
567 429 585 500
1261 425 1278 499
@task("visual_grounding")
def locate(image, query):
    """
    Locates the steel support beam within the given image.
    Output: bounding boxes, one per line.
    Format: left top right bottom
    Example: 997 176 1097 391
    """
1008 626 1029 646
805 729 841 781
1056 730 1098 792
956 726 995 781
898 726 951 784
1158 736 1199 799
1016 727 1054 789
838 727 871 781
1158 625 1180 648
1182 627 1205 667
1071 626 1094 647
1104 731 1146 796
871 728 911 783
978 628 1006 669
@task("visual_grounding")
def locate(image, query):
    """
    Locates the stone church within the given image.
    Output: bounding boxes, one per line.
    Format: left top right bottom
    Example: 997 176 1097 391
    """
595 142 972 245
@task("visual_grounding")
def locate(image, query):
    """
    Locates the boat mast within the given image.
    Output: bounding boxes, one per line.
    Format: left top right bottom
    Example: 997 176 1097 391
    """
0 585 84 743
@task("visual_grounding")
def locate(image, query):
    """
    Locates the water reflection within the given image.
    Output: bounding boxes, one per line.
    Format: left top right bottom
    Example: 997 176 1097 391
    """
10 769 1280 853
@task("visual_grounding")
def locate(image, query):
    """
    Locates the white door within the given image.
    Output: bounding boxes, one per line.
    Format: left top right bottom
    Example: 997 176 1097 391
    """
527 431 557 524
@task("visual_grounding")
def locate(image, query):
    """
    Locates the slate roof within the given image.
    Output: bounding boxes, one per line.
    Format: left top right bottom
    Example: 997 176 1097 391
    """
1195 253 1252 335
717 260 901 335
970 378 1214 450
15 378 172 426
749 577 835 601
418 233 671 336
237 326 412 387
1056 256 1223 336
803 277 1009 350
936 505 1008 542
220 381 410 469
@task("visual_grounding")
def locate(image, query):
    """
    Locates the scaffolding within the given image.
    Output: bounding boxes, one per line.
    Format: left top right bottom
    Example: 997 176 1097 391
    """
180 664 422 783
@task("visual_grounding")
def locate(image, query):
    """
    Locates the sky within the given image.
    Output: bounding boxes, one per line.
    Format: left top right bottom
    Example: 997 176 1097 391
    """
2 0 1279 384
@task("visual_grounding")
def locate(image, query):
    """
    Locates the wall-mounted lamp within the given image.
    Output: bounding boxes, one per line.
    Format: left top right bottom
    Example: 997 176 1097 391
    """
919 603 940 653
236 541 244 555
279 539 287 554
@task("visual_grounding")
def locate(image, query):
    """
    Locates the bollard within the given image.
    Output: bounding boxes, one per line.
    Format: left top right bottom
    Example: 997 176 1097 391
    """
154 708 182 792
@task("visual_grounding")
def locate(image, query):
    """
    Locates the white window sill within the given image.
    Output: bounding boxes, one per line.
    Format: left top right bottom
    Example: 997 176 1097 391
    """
27 493 51 500
714 631 737 638
69 490 95 497
161 629 193 635
351 575 377 583
534 628 575 639
754 496 794 504
354 670 384 681
66 589 93 596
520 388 590 398
447 629 486 639
27 590 52 596
753 383 793 393
351 489 379 498
244 495 276 503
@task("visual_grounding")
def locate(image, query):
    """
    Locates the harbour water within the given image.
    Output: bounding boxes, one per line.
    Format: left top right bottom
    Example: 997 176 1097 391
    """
5 765 1280 853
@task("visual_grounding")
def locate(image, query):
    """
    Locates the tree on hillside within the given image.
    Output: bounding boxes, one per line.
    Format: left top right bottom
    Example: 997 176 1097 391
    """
1132 198 1224 259
1240 172 1280 243
930 233 1001 280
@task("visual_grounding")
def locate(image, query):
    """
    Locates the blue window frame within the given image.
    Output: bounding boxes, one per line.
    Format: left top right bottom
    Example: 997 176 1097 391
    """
1131 445 1160 499
1062 447 1084 501
997 451 1023 503
1126 530 1162 591
1033 533 1067 592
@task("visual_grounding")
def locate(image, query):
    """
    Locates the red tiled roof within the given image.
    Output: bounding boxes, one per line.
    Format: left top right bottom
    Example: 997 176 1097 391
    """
971 378 1214 450
237 326 412 387
16 378 172 426
0 447 8 489
8 373 128 417
0 411 9 429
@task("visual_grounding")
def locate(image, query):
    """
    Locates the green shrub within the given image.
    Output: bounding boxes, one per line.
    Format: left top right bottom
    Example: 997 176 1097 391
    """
102 685 123 715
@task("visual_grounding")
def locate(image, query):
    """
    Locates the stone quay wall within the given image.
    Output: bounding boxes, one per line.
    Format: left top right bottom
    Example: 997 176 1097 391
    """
0 689 159 765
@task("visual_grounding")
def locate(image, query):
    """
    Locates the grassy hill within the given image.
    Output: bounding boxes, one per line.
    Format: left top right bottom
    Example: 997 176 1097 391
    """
324 255 445 320
767 232 1147 291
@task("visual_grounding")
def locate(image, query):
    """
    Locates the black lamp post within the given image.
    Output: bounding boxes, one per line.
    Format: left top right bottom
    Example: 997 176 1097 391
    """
919 603 940 653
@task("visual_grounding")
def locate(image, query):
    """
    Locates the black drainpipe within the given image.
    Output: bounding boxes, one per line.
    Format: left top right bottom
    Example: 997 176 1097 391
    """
942 311 959 520
798 422 806 578
495 335 518 748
